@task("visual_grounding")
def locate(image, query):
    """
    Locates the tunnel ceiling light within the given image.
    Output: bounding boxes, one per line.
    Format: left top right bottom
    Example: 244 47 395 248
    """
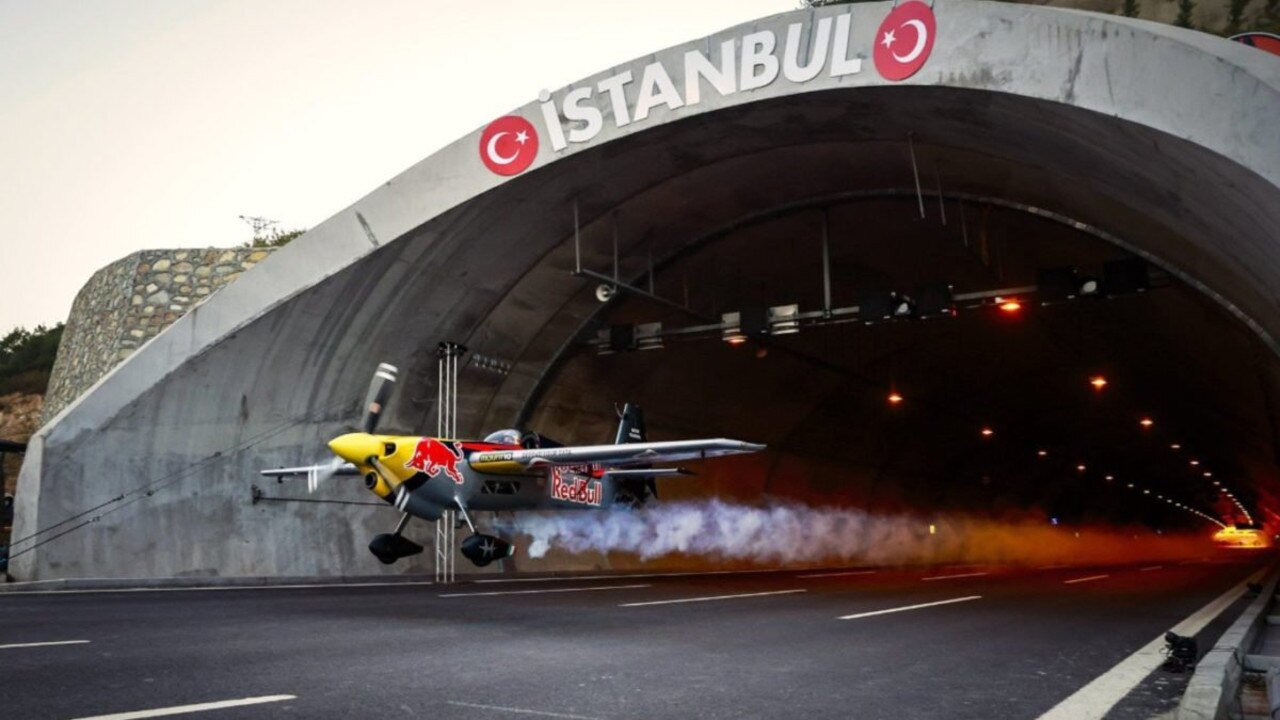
996 297 1023 313
887 391 904 405
981 427 994 437
1105 474 1115 481
1037 449 1048 457
1190 459 1200 466
1203 471 1212 478
721 312 746 345
768 304 801 335
1077 464 1087 472
1090 376 1108 391
1170 443 1182 450
1139 417 1154 429
635 322 664 351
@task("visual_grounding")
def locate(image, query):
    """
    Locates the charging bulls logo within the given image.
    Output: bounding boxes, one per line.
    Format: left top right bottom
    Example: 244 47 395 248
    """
406 438 465 484
480 115 539 176
874 1 937 81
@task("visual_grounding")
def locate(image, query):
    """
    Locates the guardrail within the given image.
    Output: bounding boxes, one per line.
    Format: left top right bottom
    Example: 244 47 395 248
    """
1178 562 1280 720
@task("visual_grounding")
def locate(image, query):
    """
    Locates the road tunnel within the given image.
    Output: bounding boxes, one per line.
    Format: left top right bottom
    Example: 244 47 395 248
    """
11 1 1280 580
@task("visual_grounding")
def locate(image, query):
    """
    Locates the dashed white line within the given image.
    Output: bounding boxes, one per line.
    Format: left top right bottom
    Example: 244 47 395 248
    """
1139 565 1163 572
620 589 806 607
0 639 91 650
839 595 982 620
71 694 296 719
1064 574 1109 585
444 700 602 719
797 570 878 579
439 584 648 598
921 572 989 581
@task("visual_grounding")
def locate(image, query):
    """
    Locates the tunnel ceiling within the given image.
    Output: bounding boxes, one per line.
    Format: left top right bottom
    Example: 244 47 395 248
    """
451 86 1280 531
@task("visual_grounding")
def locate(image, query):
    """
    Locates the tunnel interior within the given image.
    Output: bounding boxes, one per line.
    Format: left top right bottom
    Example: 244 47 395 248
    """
443 86 1280 554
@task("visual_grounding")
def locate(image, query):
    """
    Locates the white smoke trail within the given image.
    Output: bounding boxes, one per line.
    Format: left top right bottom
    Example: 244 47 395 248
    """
513 499 1209 566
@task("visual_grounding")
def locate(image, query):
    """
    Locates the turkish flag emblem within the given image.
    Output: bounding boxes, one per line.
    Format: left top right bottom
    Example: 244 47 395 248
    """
479 115 539 176
873 1 937 82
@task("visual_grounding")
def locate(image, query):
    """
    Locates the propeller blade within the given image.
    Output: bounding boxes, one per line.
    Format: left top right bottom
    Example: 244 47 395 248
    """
361 363 398 433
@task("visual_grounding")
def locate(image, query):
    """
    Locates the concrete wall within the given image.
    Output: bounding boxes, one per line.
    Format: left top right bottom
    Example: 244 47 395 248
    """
43 248 278 421
10 2 1279 580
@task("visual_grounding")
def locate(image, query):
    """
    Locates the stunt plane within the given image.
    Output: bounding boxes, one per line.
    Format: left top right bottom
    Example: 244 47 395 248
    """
263 364 764 567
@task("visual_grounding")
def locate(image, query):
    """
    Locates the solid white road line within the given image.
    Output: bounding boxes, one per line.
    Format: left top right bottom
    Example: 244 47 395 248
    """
797 570 878 579
1037 564 1270 720
71 695 296 720
839 595 982 620
0 640 91 650
620 589 806 607
439 584 648 598
1064 575 1110 585
1139 566 1163 572
1 581 436 596
921 572 989 581
445 700 602 719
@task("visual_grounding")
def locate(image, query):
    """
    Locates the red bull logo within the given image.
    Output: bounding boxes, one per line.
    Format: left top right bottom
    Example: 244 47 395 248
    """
406 438 465 484
551 467 602 506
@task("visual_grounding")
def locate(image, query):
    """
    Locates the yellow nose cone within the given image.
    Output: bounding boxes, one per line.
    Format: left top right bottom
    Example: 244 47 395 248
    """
328 433 383 464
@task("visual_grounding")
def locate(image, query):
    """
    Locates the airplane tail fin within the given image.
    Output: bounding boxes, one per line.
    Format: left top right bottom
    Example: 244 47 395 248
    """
614 403 646 444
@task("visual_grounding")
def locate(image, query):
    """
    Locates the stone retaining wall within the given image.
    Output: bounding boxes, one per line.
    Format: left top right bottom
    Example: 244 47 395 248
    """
43 247 278 422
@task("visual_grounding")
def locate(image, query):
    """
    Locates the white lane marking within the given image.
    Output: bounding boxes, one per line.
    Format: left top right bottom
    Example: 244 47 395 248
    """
71 695 296 720
1037 564 1270 720
472 569 764 584
1064 575 1110 585
797 570 878 579
1139 566 1163 572
445 700 602 719
439 584 648 598
0 581 436 596
620 589 805 607
0 640 91 650
921 572 989 581
839 595 982 620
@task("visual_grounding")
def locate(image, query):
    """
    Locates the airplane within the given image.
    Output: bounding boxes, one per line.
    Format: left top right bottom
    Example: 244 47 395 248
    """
262 363 765 567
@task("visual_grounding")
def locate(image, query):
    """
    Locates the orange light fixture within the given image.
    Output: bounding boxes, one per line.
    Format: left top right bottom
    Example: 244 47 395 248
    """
997 298 1022 313
1090 376 1108 390
1170 443 1182 450
1139 417 1154 429
887 391 904 405
1076 464 1087 472
981 427 994 437
1190 459 1200 466
1037 449 1048 457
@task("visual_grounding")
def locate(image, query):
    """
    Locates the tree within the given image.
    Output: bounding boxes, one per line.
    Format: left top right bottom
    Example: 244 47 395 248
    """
1225 0 1250 34
1175 0 1197 27
0 324 64 395
1121 0 1141 18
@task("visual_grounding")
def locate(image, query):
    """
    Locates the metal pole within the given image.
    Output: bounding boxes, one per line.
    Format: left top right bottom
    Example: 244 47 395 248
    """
821 210 832 318
908 133 925 220
573 199 581 274
934 161 947 226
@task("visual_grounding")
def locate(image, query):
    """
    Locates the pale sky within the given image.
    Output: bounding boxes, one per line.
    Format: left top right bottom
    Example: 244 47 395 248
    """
0 0 789 333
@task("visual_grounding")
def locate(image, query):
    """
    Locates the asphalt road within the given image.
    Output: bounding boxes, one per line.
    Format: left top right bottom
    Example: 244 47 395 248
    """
0 554 1267 720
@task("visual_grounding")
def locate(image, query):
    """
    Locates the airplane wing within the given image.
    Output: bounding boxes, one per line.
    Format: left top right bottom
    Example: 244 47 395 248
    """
468 439 764 473
259 463 360 478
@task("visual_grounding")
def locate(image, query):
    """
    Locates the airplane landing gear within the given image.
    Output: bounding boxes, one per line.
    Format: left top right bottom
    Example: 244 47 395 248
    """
452 497 515 567
460 534 515 567
368 513 422 565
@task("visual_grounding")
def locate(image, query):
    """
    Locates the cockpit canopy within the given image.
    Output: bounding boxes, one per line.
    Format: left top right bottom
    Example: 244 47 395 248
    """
482 428 565 449
483 428 523 446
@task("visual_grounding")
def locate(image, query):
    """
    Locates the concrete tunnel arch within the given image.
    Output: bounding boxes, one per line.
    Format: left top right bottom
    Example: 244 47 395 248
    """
11 1 1280 580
